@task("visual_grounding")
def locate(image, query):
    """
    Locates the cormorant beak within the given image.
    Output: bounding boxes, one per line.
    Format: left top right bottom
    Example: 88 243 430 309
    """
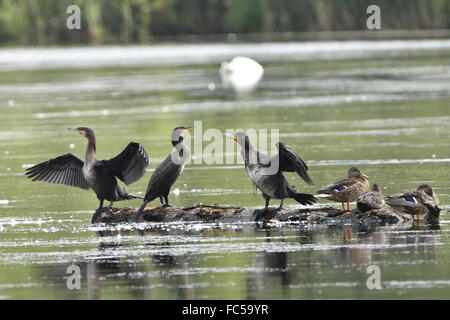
360 172 369 179
224 133 238 142
181 127 193 136
68 128 84 135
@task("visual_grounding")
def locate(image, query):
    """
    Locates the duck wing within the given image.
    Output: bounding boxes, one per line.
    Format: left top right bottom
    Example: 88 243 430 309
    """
386 190 425 208
317 178 357 194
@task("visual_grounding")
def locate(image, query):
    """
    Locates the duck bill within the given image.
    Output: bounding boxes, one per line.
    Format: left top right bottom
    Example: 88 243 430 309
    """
360 172 369 179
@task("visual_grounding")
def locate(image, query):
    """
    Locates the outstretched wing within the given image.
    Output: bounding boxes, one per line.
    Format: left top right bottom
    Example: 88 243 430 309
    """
25 153 89 190
275 142 314 186
99 142 149 185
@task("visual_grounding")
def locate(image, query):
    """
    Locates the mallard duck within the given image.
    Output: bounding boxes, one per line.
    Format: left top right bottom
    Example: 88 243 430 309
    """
357 184 385 212
386 185 440 222
316 167 370 211
417 184 439 206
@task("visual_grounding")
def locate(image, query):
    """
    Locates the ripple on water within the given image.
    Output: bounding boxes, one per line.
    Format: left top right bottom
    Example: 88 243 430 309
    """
0 235 442 266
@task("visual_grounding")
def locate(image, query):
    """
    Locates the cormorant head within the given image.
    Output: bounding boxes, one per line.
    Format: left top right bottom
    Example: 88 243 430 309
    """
171 126 193 146
372 184 381 192
224 131 249 147
348 167 368 180
68 127 94 139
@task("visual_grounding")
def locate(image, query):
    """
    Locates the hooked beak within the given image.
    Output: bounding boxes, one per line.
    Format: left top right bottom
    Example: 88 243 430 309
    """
224 133 238 142
181 127 193 136
68 128 83 135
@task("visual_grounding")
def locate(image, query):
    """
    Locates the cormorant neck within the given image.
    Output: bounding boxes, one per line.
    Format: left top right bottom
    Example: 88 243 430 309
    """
171 138 189 163
242 138 256 165
85 135 97 164
172 139 181 148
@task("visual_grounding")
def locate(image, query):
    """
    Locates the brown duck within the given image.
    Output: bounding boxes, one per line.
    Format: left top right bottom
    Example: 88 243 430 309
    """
317 167 370 211
357 184 385 212
386 184 440 222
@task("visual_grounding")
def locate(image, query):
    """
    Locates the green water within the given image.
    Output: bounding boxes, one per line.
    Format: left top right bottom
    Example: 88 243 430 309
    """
0 41 449 299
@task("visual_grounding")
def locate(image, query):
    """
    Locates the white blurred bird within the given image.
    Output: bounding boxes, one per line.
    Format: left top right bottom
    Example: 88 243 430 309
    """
220 56 264 93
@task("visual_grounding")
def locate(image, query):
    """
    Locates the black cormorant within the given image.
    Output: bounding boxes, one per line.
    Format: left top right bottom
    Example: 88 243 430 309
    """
25 127 149 222
226 132 316 212
131 126 192 222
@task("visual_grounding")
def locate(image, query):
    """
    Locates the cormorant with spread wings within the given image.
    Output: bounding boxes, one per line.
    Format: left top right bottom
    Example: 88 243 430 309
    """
25 127 149 222
226 132 316 212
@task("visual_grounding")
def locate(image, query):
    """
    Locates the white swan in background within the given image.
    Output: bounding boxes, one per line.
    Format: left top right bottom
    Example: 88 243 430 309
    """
220 56 264 93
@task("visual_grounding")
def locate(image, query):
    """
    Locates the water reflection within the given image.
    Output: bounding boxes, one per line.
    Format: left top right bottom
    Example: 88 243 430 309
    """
27 219 444 300
85 221 444 299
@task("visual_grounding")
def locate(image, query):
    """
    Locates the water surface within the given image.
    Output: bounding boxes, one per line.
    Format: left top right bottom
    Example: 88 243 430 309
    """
0 40 449 299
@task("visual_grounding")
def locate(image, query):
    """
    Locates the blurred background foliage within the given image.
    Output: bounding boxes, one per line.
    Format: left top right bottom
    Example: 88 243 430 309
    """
0 0 449 45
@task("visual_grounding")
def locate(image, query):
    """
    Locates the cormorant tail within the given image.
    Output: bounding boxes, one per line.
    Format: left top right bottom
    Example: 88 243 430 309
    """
288 189 317 206
130 193 144 199
116 184 144 200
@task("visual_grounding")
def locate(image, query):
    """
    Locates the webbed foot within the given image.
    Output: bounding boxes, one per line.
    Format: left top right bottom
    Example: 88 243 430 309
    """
91 209 103 224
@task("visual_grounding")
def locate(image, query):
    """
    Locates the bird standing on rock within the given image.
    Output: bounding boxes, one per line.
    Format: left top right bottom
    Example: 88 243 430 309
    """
316 167 370 212
132 126 193 222
417 184 439 206
386 184 440 223
25 127 149 223
357 183 385 212
226 132 316 213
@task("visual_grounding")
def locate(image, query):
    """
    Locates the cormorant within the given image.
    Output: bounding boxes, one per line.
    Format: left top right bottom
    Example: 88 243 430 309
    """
226 132 316 212
316 167 370 211
25 127 149 222
132 126 193 222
